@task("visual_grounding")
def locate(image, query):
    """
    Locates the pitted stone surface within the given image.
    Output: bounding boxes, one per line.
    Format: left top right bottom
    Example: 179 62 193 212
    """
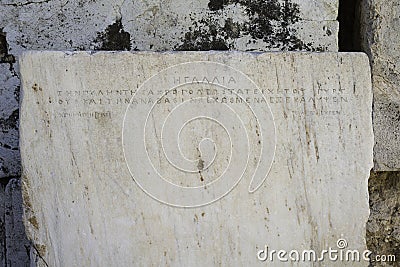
361 0 400 170
0 64 20 178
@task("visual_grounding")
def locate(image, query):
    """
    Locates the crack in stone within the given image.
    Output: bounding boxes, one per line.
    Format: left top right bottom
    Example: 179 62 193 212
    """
0 29 15 64
3 0 51 7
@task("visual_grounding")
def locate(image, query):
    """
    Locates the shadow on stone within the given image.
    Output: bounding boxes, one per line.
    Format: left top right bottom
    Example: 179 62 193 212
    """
4 179 31 267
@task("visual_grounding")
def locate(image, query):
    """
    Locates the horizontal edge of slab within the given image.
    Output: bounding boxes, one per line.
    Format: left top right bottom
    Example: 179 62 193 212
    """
18 51 371 74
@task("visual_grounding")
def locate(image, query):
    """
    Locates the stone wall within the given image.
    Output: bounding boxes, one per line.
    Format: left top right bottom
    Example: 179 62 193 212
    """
0 0 398 266
360 0 400 171
359 1 400 264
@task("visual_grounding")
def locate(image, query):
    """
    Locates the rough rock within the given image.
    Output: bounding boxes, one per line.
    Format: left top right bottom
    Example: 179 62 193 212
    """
360 0 400 170
20 51 372 266
0 35 20 178
0 0 338 53
367 172 400 266
0 182 5 266
0 65 20 178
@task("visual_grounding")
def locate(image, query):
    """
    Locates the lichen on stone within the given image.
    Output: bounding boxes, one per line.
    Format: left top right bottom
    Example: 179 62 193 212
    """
175 0 318 51
93 19 131 51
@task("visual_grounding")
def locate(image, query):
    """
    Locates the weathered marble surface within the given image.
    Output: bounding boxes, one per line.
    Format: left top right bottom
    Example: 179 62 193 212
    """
361 0 400 170
20 52 372 266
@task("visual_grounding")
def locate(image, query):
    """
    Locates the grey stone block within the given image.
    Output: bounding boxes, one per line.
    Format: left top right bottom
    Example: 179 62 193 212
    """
0 0 338 53
373 98 400 170
5 179 31 267
0 182 6 266
0 64 20 179
361 0 400 170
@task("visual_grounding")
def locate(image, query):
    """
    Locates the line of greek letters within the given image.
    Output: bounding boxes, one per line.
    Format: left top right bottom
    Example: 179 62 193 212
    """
56 111 111 119
55 88 348 106
172 76 237 85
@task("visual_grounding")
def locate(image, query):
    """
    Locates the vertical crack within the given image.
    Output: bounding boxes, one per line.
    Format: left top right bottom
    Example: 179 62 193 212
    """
0 29 15 64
